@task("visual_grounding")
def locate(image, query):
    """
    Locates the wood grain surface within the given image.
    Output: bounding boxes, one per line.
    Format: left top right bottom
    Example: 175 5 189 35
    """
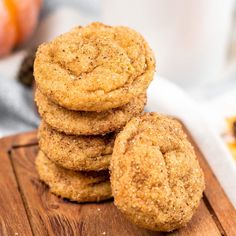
0 129 235 236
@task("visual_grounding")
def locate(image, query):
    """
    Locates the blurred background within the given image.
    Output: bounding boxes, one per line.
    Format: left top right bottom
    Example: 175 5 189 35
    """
0 0 235 161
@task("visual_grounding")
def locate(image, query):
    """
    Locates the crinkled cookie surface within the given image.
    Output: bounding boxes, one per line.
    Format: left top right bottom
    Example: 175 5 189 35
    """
111 113 205 232
34 22 155 111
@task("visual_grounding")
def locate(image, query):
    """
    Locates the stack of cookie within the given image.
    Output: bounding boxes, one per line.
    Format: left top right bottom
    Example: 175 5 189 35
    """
34 22 155 202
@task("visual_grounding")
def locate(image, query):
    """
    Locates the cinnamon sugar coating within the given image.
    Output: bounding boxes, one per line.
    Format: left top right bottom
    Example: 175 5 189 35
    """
35 89 146 135
111 113 205 232
36 151 112 202
34 22 155 111
38 121 115 171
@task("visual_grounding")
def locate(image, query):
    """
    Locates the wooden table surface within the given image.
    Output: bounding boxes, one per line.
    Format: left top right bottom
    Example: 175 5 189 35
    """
0 128 235 236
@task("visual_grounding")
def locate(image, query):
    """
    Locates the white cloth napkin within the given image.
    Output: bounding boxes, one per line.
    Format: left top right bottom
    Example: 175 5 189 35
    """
0 8 235 208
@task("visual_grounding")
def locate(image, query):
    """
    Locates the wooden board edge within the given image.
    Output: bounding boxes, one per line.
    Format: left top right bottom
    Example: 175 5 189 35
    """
0 138 33 235
182 124 236 236
2 125 236 235
0 130 37 150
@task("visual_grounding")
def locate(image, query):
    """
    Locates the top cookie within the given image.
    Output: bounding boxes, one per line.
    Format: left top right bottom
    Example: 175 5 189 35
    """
111 113 204 232
34 22 155 111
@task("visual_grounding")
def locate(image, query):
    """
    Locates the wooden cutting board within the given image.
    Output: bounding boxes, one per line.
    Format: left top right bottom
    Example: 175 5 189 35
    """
0 127 235 236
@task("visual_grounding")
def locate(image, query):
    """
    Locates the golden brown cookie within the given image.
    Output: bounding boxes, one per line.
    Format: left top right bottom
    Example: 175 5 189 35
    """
38 121 115 171
35 151 112 202
111 113 205 232
34 22 155 111
35 89 146 135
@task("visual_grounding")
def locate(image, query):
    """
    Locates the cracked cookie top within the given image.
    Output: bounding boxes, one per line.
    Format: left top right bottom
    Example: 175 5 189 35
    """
111 113 205 232
34 22 155 111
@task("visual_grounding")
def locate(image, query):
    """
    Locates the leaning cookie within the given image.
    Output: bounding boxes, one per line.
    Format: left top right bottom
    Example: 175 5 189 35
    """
36 151 112 202
38 121 115 171
35 89 146 135
111 113 205 232
34 22 155 111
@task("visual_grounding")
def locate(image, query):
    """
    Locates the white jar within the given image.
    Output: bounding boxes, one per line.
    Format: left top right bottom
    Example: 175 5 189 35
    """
102 0 235 88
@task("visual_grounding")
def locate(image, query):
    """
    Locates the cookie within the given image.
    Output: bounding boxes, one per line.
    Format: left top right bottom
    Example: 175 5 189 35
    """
36 151 112 202
35 89 146 135
34 22 155 111
111 113 205 232
38 121 115 171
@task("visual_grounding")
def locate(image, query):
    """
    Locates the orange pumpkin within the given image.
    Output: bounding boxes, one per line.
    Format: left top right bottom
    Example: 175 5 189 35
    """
0 0 42 57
